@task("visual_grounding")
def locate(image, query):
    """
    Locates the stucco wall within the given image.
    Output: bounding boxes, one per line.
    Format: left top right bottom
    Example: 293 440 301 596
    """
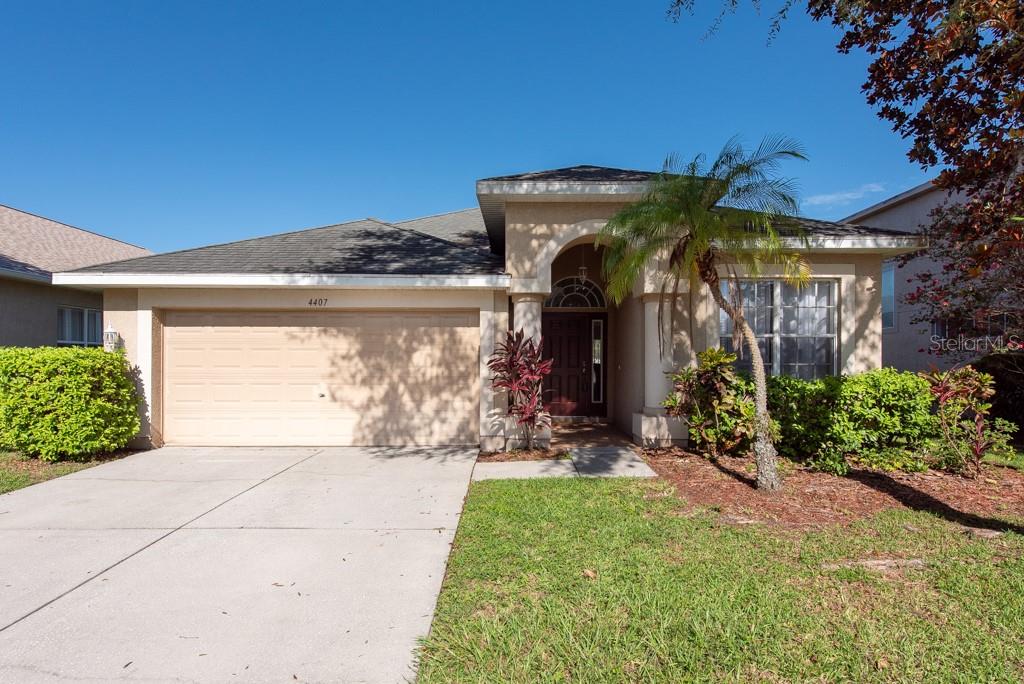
853 189 947 234
103 289 149 445
505 201 628 281
884 254 949 371
821 253 883 373
851 188 952 371
103 286 503 448
103 289 140 363
503 199 887 444
0 278 102 346
612 294 644 434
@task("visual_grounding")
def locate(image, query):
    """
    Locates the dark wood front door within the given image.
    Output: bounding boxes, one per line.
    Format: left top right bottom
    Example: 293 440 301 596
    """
542 312 607 417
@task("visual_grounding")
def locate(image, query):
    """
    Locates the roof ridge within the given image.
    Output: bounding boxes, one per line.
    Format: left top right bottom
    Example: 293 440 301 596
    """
0 202 150 252
479 164 658 183
366 217 499 262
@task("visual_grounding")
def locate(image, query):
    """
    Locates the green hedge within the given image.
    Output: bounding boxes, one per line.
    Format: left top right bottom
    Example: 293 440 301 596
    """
767 368 936 474
765 374 842 465
0 347 141 461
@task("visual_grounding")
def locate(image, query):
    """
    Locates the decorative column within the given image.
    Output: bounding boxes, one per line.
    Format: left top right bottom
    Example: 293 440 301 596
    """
632 294 687 447
478 294 504 453
511 293 545 342
642 295 674 409
508 292 549 449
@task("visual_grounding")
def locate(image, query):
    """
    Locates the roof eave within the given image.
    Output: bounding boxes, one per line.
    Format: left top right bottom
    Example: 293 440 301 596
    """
475 179 650 197
782 235 926 253
0 265 51 284
52 272 512 290
475 180 650 255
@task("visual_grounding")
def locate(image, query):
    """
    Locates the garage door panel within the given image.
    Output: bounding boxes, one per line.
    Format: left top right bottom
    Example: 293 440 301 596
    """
162 310 479 446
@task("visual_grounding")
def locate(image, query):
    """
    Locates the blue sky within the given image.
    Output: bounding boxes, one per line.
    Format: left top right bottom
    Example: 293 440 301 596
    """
0 1 932 253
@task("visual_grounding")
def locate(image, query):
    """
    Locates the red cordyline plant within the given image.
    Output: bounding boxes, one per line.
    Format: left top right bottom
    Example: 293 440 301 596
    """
920 365 1001 478
487 329 554 450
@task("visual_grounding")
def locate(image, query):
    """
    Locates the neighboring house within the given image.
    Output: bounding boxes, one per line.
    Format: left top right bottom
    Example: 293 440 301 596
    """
55 166 922 449
842 181 954 371
0 204 151 347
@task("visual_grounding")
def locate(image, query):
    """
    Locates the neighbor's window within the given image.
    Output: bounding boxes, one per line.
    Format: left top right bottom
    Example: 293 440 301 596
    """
881 261 895 330
58 307 102 346
720 280 838 379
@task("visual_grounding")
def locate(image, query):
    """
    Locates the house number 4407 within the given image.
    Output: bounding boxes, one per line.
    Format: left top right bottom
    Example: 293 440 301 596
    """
307 297 328 307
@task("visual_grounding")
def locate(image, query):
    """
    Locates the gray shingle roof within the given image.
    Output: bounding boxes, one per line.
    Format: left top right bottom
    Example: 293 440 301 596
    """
395 208 491 253
72 218 504 276
784 216 916 238
480 165 658 183
0 204 150 277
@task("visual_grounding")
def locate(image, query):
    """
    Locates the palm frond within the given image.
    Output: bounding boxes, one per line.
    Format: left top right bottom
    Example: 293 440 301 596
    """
600 134 809 358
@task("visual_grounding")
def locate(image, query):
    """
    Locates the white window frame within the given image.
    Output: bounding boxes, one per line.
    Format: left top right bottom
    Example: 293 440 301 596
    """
719 278 841 378
881 261 896 331
58 306 103 347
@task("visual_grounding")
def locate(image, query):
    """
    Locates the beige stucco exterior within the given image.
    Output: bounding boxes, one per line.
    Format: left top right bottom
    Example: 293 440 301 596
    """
0 277 102 346
845 184 951 371
104 287 504 450
84 190 905 451
502 199 887 445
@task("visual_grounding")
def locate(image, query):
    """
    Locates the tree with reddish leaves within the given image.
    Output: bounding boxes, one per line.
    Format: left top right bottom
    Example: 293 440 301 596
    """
488 330 554 450
668 0 1024 339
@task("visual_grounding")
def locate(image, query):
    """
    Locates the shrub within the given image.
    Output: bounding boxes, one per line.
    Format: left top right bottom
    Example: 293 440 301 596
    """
921 365 1019 477
766 374 841 468
767 369 935 474
488 330 554 450
664 348 757 458
677 356 1018 477
824 368 935 474
0 347 140 461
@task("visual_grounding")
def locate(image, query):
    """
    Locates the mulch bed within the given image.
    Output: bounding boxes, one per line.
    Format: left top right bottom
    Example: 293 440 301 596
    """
643 447 1024 530
1 449 138 476
478 448 569 462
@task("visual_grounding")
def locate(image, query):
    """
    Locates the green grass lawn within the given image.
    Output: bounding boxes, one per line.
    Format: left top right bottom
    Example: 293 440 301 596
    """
0 451 119 494
419 478 1024 683
986 447 1024 471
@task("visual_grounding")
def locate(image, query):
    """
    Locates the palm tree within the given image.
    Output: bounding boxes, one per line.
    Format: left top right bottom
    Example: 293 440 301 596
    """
600 136 809 491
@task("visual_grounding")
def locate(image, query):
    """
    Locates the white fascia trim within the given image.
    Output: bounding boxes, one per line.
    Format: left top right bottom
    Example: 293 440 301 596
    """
52 272 512 290
782 236 925 252
475 180 649 197
1 266 52 284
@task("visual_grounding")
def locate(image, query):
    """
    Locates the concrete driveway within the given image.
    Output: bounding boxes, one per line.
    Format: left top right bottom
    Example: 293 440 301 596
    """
0 446 476 683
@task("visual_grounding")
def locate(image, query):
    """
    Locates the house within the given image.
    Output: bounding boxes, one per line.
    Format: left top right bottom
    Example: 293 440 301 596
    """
0 204 151 347
54 166 923 449
842 181 954 371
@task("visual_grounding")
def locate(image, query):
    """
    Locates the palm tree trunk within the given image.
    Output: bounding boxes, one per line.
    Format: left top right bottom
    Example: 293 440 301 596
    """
733 314 782 491
702 272 782 492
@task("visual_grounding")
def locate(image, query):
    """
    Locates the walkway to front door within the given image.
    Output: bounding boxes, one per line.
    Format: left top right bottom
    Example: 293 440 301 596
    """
542 311 607 418
550 422 633 450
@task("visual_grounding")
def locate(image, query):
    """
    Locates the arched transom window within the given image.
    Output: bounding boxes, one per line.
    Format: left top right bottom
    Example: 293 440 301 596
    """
544 277 606 309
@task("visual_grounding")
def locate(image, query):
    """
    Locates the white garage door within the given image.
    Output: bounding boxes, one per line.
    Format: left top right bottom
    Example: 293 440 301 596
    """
162 310 480 446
